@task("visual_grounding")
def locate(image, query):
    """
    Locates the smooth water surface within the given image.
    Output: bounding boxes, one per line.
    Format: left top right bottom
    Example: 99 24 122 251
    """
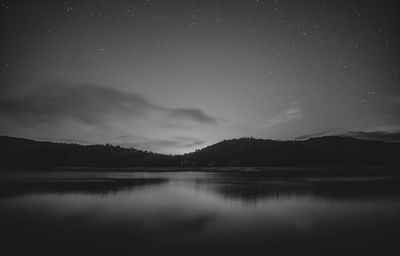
1 171 400 256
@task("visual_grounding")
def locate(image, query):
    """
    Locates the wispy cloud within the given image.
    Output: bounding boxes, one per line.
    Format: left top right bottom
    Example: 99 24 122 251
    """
295 126 400 143
261 107 303 128
390 95 400 104
0 81 219 127
294 131 333 140
163 108 219 124
341 130 400 142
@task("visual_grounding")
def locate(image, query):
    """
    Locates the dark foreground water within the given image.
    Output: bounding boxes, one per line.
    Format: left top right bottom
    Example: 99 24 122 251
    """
1 170 400 256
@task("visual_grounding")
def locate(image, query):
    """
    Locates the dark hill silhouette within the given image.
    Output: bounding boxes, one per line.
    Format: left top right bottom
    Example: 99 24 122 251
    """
0 136 180 168
183 137 400 167
1 135 400 169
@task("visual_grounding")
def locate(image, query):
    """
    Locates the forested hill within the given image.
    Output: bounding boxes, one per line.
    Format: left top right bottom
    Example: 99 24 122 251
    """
1 135 400 169
183 137 400 167
0 136 180 168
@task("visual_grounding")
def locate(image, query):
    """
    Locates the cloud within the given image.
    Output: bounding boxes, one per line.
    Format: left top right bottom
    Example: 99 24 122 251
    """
0 81 219 127
0 82 152 125
390 95 400 104
294 131 333 140
341 130 400 142
261 107 303 128
294 127 400 143
164 108 219 124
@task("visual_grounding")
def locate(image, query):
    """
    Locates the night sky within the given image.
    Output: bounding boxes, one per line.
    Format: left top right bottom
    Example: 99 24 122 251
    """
1 0 399 154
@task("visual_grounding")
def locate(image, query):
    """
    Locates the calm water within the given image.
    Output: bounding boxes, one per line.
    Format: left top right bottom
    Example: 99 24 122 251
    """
1 171 400 256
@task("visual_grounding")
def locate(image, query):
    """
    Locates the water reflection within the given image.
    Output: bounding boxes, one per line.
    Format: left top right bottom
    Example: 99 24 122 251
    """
197 177 400 203
0 177 167 198
1 171 400 256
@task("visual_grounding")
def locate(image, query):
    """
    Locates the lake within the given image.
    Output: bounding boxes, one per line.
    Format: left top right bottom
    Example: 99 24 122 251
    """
1 170 400 256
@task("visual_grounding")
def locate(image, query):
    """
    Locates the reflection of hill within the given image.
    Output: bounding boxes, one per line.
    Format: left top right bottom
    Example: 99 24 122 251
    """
198 176 400 203
0 178 167 198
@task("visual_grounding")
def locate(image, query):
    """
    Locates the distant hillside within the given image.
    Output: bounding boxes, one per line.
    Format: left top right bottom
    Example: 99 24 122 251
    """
0 136 180 168
183 137 400 167
1 135 400 169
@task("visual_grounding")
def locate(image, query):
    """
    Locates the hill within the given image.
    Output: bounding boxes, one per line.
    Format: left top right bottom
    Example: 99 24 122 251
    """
1 135 400 169
0 136 180 168
183 137 400 167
